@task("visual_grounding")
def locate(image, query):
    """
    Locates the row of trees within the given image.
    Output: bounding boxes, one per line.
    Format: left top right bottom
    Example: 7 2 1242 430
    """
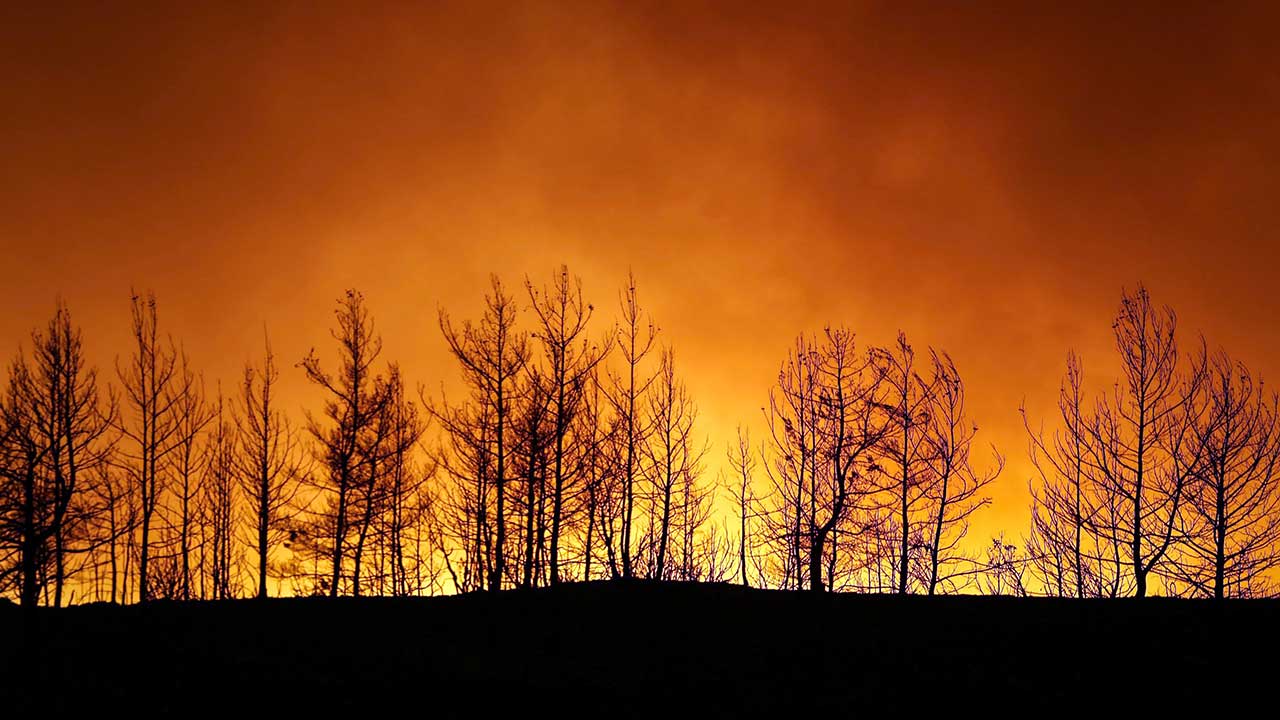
1024 286 1280 598
2 275 1278 604
750 329 1003 594
0 295 308 606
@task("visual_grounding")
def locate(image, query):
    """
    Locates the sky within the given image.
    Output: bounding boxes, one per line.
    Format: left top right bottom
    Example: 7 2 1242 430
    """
2 1 1278 543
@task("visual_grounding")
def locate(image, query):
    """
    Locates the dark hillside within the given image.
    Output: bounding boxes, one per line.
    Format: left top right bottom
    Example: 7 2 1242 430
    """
3 581 1276 714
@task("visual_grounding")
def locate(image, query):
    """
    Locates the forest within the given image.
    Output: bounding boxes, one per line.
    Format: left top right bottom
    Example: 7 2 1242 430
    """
3 266 1278 606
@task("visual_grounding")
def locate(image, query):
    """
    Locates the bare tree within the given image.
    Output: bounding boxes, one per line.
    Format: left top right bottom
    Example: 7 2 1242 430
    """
165 353 214 600
1168 352 1280 598
301 289 392 597
638 349 707 580
760 334 821 591
525 266 605 585
979 533 1028 596
428 390 495 593
371 372 428 597
236 333 305 599
607 271 658 579
512 368 551 588
436 275 529 591
874 333 940 595
115 291 185 602
1025 353 1128 597
726 426 757 587
761 329 885 592
200 393 239 599
4 302 118 606
921 351 1002 595
1 357 49 606
577 366 615 581
1084 285 1208 597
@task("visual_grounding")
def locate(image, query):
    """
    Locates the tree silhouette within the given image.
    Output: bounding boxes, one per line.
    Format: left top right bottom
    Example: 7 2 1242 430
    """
200 393 239 599
639 348 708 580
115 291 187 602
1167 351 1280 597
607 271 659 580
236 333 305 599
726 426 758 587
166 353 214 600
874 333 940 595
436 276 529 591
762 329 885 592
1085 286 1208 597
300 290 392 597
525 266 606 585
1025 353 1128 597
921 350 1002 595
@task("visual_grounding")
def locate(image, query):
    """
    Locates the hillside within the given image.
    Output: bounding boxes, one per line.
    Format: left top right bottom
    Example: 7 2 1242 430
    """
4 581 1277 714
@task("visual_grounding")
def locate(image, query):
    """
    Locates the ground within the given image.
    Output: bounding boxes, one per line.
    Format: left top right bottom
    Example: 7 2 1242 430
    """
3 581 1276 714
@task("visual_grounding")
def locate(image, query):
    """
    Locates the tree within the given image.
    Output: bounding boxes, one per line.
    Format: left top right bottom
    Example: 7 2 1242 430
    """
1084 285 1208 597
525 265 605 585
760 333 821 590
726 426 757 587
638 349 707 580
511 367 551 588
0 299 117 602
921 350 1002 595
429 390 496 593
874 333 940 595
1 357 49 606
607 271 659 579
369 371 427 596
577 366 615 581
436 275 529 591
236 333 305 599
1169 352 1280 598
301 290 392 597
761 329 885 592
115 291 186 602
1025 353 1128 597
166 353 214 600
200 393 239 599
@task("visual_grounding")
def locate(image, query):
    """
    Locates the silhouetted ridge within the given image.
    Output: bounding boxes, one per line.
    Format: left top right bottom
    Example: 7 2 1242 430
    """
4 582 1277 714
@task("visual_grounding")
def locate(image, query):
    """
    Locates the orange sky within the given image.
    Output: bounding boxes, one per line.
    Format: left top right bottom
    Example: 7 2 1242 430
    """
2 1 1278 544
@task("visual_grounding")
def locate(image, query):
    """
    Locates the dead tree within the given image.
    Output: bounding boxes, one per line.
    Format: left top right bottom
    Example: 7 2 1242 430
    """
1084 285 1208 597
2 302 117 606
607 271 658 579
726 426 757 587
874 333 940 595
236 333 305 599
436 275 529 591
372 373 427 596
638 348 707 579
1 357 49 606
577 366 615 581
428 392 496 593
165 353 214 600
1025 353 1128 597
301 289 391 597
525 265 605 585
200 393 239 599
761 334 821 590
115 291 184 602
921 350 1002 595
512 368 552 588
762 329 885 592
1169 352 1280 598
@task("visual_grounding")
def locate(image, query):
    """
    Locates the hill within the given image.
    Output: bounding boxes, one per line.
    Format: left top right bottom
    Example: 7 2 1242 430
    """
3 581 1277 714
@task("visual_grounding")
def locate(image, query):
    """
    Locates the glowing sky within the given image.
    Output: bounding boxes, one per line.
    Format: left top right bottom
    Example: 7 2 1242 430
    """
2 1 1278 542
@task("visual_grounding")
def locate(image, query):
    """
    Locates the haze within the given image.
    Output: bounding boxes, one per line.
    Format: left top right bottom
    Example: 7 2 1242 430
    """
2 1 1277 541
